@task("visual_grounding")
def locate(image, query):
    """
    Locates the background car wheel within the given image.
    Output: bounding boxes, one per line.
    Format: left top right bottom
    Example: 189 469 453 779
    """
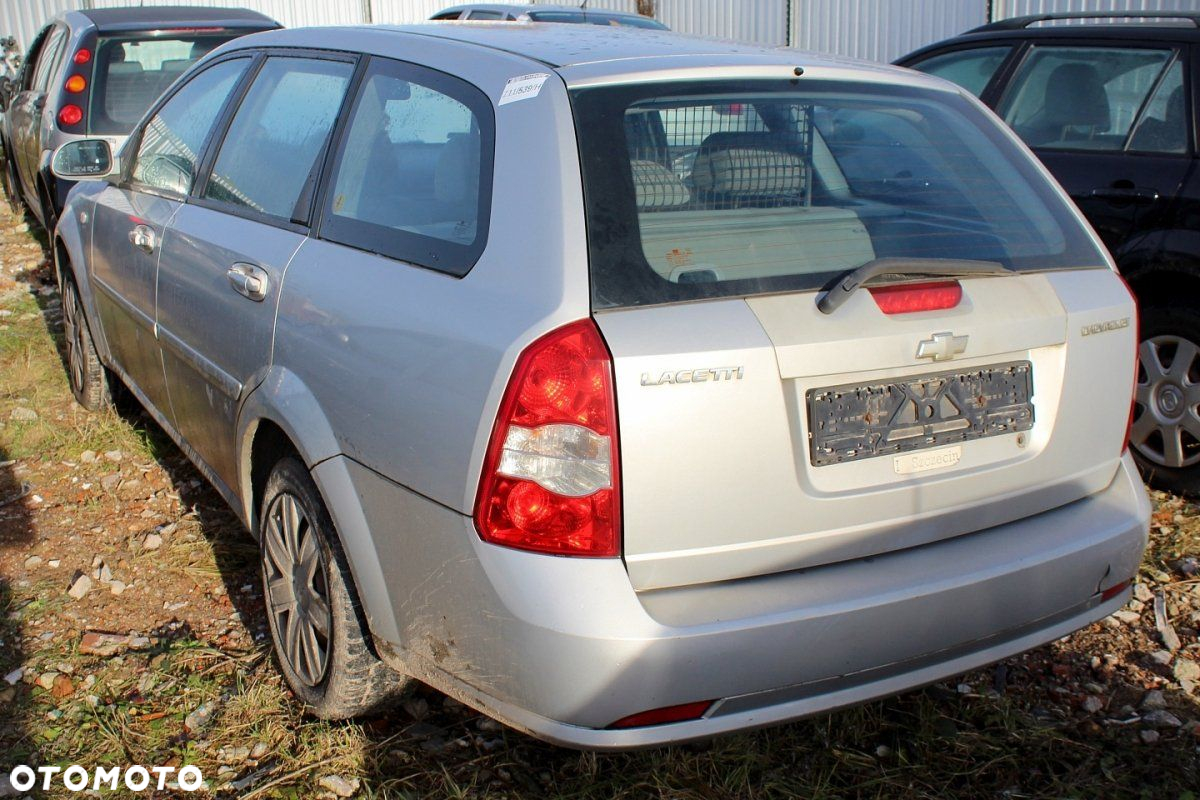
61 273 112 411
260 457 411 719
1 151 23 214
1130 305 1200 495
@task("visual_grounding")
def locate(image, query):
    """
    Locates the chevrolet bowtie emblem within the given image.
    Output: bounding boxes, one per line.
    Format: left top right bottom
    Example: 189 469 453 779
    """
916 332 968 361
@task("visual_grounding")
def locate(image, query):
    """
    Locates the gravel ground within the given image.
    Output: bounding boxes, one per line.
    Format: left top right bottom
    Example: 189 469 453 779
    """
0 196 1197 799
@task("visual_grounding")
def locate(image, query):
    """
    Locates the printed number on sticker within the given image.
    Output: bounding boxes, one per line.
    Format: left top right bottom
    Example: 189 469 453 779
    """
499 73 550 106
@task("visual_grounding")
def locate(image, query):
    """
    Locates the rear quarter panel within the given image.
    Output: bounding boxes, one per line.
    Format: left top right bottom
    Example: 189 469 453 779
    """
267 36 591 514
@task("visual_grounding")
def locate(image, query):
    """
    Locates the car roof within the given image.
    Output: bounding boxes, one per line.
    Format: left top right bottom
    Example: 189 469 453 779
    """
437 4 648 18
235 22 910 77
69 5 280 34
901 12 1200 60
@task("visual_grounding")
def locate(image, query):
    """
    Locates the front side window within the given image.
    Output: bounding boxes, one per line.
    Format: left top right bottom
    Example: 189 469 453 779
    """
908 46 1012 97
573 80 1108 309
90 33 254 135
203 56 353 221
130 58 250 197
320 57 494 275
997 46 1174 150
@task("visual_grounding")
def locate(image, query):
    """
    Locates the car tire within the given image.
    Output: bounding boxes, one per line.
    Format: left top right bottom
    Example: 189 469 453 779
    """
1 149 23 214
259 457 411 719
61 272 112 412
1130 304 1200 495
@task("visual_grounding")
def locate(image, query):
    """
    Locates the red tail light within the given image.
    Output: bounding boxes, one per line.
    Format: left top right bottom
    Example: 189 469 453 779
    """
64 75 86 93
474 319 620 557
57 104 83 127
609 700 714 729
1119 276 1139 454
869 281 962 314
73 48 91 65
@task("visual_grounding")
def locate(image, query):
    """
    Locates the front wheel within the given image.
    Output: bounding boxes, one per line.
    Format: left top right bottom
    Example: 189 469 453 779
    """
1130 304 1200 495
259 457 411 718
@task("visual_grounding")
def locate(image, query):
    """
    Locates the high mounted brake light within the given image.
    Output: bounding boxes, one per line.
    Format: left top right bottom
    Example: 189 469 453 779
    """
869 281 963 314
474 319 620 557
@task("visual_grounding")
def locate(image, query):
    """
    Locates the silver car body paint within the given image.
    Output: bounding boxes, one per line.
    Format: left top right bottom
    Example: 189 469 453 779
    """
54 22 1149 748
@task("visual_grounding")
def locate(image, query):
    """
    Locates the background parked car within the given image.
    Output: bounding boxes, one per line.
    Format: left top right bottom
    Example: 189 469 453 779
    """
431 3 667 29
897 12 1200 495
0 5 279 233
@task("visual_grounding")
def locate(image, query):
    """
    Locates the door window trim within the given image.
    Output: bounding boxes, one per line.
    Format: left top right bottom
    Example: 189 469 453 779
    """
995 39 1188 157
120 52 259 202
312 54 497 277
187 47 365 234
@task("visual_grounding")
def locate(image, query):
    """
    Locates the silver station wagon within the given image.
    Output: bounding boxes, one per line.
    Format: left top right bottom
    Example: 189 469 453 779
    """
50 23 1150 749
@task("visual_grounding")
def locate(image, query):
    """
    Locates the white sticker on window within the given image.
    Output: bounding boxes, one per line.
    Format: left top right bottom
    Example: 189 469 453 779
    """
499 73 550 106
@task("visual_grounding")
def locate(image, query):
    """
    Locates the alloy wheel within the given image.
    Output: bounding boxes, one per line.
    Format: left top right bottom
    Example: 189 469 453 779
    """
262 492 332 687
1132 334 1200 468
62 282 86 395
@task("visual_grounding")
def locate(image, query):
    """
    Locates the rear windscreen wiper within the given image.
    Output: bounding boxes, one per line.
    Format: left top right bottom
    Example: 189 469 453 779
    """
817 258 1013 315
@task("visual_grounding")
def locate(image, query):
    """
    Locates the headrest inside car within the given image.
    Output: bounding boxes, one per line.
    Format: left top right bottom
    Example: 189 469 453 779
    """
630 160 690 210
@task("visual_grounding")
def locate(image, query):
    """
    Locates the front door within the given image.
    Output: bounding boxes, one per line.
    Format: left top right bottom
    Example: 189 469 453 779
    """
89 56 254 419
156 53 355 490
995 42 1193 253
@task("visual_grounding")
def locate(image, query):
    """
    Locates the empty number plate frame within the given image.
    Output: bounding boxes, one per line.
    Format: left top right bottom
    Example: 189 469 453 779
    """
807 361 1034 467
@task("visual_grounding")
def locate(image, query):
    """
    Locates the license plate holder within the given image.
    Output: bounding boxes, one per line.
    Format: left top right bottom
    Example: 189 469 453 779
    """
807 361 1034 467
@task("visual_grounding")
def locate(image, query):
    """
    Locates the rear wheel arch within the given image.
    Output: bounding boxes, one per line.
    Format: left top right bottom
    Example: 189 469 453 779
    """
236 376 404 648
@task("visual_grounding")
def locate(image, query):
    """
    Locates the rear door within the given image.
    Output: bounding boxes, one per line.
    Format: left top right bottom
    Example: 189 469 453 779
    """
571 79 1136 591
995 41 1193 252
9 24 65 201
89 55 253 418
155 52 355 490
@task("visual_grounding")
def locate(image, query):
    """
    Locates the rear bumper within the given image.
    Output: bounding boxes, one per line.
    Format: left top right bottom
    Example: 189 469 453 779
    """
322 454 1149 750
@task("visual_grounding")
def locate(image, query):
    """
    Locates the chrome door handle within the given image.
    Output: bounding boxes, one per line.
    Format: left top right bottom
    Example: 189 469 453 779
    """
227 262 269 302
127 224 155 254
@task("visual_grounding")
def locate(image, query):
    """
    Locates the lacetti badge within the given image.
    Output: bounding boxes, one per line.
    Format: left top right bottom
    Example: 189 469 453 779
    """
641 367 744 386
894 446 962 475
1081 317 1130 337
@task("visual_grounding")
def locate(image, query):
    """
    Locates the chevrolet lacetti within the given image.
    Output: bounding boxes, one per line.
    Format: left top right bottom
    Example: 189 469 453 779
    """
48 23 1150 748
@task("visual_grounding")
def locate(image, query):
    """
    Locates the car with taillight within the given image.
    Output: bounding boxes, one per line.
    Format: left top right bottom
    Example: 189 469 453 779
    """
897 12 1200 495
431 3 668 28
49 22 1149 748
0 5 279 231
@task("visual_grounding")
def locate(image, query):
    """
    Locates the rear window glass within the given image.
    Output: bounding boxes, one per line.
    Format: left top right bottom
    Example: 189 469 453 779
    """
572 80 1108 309
89 33 243 135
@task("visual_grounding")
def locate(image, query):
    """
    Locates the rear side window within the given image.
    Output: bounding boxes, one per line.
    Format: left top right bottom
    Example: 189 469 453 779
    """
908 46 1012 97
572 80 1108 309
319 57 495 276
130 58 250 197
31 25 67 92
203 56 353 222
89 33 246 135
997 46 1175 151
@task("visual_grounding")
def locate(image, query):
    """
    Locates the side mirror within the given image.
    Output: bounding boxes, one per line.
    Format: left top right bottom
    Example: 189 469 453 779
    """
51 139 119 181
